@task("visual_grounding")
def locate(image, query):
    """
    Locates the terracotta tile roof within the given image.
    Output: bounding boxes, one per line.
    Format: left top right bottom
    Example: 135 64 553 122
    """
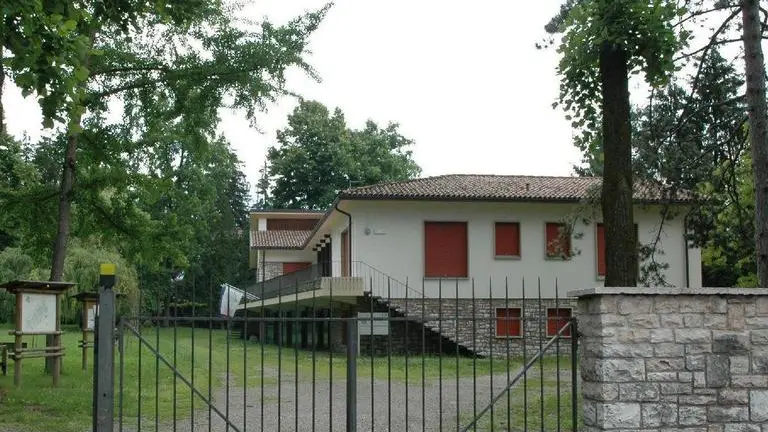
250 230 311 249
249 207 327 214
337 174 693 203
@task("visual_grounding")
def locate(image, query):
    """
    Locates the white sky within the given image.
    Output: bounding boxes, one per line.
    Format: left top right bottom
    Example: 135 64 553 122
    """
3 1 664 198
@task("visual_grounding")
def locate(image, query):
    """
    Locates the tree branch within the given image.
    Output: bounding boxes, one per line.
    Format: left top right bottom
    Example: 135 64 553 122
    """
673 3 740 29
680 7 742 114
674 38 744 61
89 64 171 77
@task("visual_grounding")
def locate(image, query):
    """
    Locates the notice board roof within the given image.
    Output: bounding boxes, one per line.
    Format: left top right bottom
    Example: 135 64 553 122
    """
0 280 77 294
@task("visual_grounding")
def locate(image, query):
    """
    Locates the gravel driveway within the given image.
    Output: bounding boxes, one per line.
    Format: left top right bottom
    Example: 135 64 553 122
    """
119 368 573 432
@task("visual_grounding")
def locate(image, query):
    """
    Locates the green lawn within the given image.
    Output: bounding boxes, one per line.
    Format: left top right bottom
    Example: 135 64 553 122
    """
0 323 577 432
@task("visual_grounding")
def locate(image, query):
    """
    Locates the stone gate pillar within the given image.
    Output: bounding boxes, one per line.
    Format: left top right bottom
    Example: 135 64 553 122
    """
570 287 768 431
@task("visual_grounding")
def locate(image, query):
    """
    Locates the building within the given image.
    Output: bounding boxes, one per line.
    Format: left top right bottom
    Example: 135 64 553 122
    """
240 174 700 357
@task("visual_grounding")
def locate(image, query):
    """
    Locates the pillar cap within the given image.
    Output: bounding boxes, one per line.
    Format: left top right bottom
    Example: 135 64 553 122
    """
568 286 768 298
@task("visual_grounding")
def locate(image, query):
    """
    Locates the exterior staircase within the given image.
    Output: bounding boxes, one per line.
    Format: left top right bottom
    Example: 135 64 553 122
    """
364 293 484 358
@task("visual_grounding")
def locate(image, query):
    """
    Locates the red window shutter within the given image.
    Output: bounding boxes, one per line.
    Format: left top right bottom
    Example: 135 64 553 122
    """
597 223 606 277
496 308 507 336
495 223 521 256
282 262 312 274
547 308 572 337
495 308 522 337
424 222 468 278
341 230 349 277
546 223 570 257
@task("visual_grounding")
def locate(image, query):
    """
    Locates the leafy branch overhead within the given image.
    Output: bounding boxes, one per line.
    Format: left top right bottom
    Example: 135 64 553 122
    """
548 0 687 287
265 100 421 210
550 0 685 139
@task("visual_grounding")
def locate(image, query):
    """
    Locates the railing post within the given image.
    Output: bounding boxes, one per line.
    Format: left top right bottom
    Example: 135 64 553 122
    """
346 316 358 432
94 263 117 432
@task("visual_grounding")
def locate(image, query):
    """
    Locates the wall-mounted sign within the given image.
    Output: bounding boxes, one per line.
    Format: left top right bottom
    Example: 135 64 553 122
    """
358 312 389 336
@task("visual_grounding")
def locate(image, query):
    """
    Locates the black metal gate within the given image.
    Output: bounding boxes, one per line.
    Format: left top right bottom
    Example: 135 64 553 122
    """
94 275 579 431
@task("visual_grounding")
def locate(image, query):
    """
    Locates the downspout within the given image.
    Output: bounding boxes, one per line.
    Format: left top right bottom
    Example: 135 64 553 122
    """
334 201 352 276
334 201 356 356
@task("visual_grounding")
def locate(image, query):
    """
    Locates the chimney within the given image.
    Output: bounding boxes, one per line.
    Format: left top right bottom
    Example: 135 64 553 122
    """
525 183 530 191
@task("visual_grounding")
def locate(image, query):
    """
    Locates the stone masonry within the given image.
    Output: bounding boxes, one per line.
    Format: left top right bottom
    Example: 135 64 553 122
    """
373 297 578 358
256 262 282 282
571 287 768 432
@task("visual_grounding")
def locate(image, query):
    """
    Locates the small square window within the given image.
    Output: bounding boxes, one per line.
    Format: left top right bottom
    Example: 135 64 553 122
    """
495 222 521 257
546 308 572 337
496 308 522 337
545 222 572 258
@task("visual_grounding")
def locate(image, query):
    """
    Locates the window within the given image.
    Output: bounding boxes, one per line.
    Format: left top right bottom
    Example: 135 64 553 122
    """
496 308 522 337
596 223 606 277
545 222 571 258
547 308 572 337
596 223 640 278
424 222 468 278
495 222 521 258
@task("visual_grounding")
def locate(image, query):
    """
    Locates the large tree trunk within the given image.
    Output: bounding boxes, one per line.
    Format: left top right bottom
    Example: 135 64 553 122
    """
45 132 77 373
741 0 768 287
599 42 638 287
50 133 78 281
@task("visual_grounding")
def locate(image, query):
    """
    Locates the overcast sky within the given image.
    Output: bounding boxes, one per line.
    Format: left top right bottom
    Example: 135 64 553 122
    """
4 1 633 197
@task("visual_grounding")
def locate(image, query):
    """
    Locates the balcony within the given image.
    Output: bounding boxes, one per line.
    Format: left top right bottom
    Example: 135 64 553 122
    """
240 261 418 309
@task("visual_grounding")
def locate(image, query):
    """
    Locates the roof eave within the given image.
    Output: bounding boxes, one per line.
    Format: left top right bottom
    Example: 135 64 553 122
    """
336 194 694 205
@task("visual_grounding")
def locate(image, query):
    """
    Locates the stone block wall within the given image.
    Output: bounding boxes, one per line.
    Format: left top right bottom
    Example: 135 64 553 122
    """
369 297 578 358
256 262 283 282
572 287 768 432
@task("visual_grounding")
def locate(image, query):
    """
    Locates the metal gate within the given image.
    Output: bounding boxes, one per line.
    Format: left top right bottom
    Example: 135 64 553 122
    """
93 275 579 431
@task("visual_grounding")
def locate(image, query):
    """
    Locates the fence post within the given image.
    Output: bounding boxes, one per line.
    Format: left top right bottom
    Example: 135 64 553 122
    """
346 315 358 432
93 263 117 432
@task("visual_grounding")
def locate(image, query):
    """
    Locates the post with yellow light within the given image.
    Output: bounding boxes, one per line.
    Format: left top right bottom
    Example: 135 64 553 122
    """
93 263 117 432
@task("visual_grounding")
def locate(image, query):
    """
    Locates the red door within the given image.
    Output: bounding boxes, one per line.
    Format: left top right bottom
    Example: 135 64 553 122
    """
341 230 349 276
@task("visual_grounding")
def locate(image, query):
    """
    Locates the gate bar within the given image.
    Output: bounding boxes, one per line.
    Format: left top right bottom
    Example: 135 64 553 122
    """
346 316 358 432
459 320 576 432
121 321 243 432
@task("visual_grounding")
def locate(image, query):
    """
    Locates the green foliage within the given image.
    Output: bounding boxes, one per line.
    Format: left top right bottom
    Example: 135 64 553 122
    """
551 0 685 143
266 100 421 209
0 241 139 324
1 0 327 315
573 47 755 287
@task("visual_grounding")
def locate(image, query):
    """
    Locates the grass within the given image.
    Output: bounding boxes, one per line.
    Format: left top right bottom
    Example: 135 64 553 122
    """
460 377 580 432
0 323 577 432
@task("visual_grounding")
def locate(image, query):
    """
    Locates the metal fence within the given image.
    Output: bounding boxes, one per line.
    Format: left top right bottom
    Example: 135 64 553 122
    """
94 276 580 432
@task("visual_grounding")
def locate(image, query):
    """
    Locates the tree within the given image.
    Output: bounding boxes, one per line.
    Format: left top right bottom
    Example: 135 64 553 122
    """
573 48 752 286
741 0 768 286
5 2 331 281
548 0 685 286
267 100 421 209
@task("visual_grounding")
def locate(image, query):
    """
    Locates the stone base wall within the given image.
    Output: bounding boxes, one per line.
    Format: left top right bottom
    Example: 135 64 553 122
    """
256 262 283 282
573 287 768 431
361 297 578 358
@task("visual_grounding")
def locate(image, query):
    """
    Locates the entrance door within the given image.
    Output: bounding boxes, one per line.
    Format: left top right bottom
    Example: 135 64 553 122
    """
341 229 349 277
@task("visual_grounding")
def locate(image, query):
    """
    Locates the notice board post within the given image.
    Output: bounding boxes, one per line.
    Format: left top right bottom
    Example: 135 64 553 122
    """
0 280 77 388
